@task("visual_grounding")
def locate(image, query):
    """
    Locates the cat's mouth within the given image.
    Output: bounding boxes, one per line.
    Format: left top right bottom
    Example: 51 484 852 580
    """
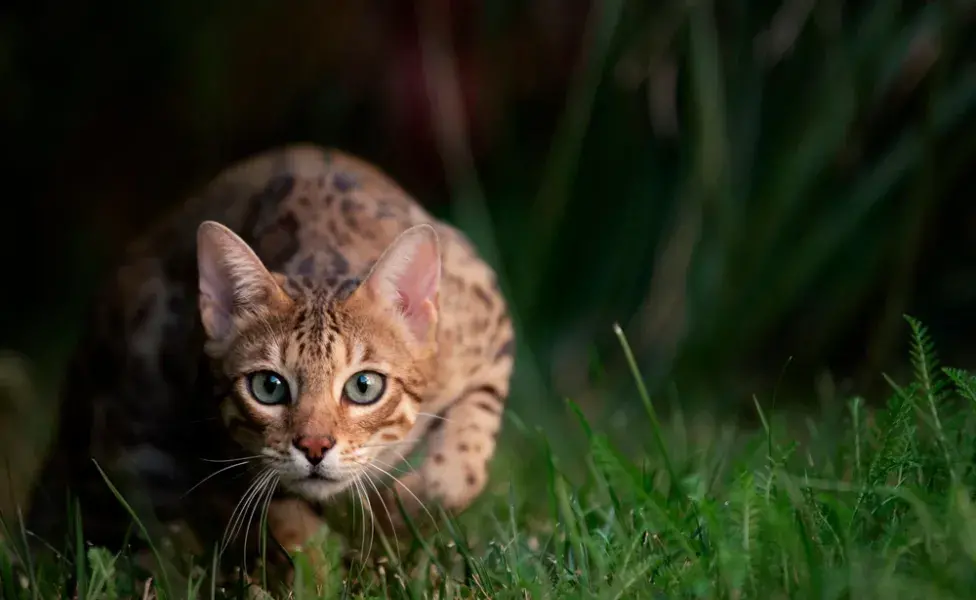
284 469 353 502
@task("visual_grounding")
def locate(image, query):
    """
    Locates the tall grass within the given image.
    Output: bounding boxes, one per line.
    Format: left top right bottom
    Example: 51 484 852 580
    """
4 317 976 598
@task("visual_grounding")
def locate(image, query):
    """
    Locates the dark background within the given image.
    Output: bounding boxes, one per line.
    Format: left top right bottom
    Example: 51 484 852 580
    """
2 0 976 510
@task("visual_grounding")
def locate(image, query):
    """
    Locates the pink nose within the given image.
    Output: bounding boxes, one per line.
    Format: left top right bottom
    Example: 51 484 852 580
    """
294 435 335 465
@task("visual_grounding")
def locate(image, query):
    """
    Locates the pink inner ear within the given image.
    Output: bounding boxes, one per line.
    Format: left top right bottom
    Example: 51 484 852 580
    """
394 291 409 314
370 226 441 341
197 238 236 340
196 221 289 341
198 257 232 312
396 236 439 310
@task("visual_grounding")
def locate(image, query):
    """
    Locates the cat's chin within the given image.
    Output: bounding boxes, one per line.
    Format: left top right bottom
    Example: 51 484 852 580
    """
284 475 353 502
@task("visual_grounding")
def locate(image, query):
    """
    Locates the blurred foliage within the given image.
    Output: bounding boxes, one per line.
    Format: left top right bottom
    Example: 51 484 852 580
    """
3 1 976 594
505 0 976 415
1 0 976 429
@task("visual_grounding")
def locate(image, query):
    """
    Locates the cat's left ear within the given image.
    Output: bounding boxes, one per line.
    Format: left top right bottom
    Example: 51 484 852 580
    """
356 224 441 345
196 220 292 343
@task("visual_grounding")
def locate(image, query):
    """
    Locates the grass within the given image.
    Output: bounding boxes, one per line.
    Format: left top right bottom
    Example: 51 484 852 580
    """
4 316 976 598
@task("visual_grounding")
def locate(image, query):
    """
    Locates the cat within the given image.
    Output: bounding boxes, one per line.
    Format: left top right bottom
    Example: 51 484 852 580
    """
24 144 515 593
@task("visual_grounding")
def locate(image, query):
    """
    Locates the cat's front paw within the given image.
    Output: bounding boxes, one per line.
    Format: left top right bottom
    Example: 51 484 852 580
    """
263 497 335 595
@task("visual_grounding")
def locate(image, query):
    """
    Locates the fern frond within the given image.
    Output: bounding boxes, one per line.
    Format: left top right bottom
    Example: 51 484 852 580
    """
850 384 918 537
903 315 955 482
903 315 948 407
944 367 976 406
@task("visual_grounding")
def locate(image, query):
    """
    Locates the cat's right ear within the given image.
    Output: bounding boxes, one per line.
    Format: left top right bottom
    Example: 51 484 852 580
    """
196 221 292 342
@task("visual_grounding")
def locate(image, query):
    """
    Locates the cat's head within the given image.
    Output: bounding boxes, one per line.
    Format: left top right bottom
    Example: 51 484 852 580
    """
195 220 440 502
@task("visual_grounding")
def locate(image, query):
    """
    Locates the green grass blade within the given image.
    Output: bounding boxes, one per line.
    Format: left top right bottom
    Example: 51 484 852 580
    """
91 460 172 594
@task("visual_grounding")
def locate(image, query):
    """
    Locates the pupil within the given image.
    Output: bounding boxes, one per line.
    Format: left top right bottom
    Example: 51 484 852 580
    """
357 375 369 393
264 376 278 394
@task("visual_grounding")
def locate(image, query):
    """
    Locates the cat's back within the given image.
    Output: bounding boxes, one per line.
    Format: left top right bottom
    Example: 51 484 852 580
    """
125 145 431 280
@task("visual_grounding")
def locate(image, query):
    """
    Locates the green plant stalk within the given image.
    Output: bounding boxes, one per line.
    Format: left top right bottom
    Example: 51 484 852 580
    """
613 323 681 499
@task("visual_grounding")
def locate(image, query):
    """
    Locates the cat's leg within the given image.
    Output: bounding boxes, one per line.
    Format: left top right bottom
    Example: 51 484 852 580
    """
259 497 332 595
378 381 510 532
373 301 515 533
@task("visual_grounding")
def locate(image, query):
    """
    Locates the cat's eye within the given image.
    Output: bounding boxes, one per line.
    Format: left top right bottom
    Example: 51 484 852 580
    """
246 371 291 405
342 371 386 405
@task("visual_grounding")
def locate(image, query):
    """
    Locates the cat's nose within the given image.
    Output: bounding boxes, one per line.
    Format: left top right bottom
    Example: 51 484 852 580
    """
294 435 336 466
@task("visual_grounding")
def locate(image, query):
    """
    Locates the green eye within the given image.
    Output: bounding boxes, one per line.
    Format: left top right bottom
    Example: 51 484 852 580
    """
343 371 386 405
247 371 291 405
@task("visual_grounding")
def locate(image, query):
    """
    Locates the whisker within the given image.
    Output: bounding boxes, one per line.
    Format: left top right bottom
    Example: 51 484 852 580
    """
243 473 278 567
257 474 279 574
359 468 402 564
200 455 264 464
352 477 365 558
368 456 412 475
182 460 252 498
374 447 420 476
417 412 454 423
345 476 365 558
364 462 438 532
358 477 379 568
220 474 258 557
352 476 375 571
242 473 274 558
234 470 276 551
231 461 265 482
233 470 275 551
220 467 274 556
221 473 259 555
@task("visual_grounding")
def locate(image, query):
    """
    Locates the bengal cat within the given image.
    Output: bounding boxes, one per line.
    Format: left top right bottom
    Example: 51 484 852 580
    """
24 145 515 593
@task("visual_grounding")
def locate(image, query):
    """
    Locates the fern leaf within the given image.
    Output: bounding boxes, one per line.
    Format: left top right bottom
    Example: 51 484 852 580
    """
944 367 976 406
903 315 948 406
903 315 956 483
